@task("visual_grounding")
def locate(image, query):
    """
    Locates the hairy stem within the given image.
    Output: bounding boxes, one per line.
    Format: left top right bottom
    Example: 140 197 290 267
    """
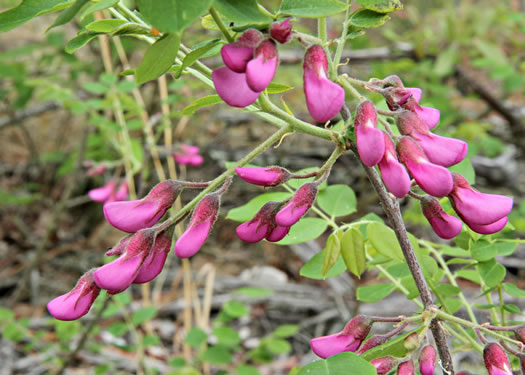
209 7 234 43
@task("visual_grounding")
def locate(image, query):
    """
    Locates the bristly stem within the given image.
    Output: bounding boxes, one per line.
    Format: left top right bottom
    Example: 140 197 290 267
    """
209 7 234 43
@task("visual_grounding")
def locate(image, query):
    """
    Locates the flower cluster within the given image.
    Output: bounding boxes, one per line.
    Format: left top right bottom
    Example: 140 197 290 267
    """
88 180 129 205
353 76 512 239
47 178 231 321
234 167 325 243
173 144 204 167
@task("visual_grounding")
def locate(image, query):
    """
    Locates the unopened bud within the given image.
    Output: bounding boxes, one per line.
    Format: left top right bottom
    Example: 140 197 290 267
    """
483 343 512 375
235 166 292 187
403 332 419 351
419 345 437 375
398 360 415 375
371 356 396 374
270 18 293 44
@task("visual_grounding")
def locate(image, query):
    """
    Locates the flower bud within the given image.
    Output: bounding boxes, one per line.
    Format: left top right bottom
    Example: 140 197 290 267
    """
220 29 262 73
88 180 117 203
105 235 132 256
246 39 279 92
270 18 293 44
236 201 281 243
483 343 513 375
396 110 467 167
371 356 396 375
419 345 437 375
175 190 223 258
356 335 389 355
47 270 101 321
378 131 411 198
398 360 415 375
397 136 453 197
384 87 439 129
235 166 292 187
403 332 420 351
104 180 182 233
448 173 513 226
94 229 156 293
464 216 508 235
303 45 344 123
341 315 373 342
275 181 318 226
514 325 525 344
355 100 385 167
402 97 441 130
133 229 173 284
420 196 462 239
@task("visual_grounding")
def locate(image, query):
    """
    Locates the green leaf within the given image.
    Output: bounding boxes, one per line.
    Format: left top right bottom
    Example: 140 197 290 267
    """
3 322 25 342
107 322 128 337
366 222 403 262
349 9 390 28
263 338 292 354
136 33 181 84
203 345 233 365
317 185 357 217
223 301 249 318
433 43 459 78
279 0 348 18
137 0 212 33
131 306 157 326
322 231 342 276
354 0 403 13
110 22 151 36
49 0 90 30
455 269 481 284
185 327 208 348
503 304 522 315
237 365 261 375
175 40 221 78
300 249 347 280
85 19 128 33
0 307 14 322
79 0 118 21
233 287 273 298
298 352 376 375
214 0 271 23
181 94 224 115
439 246 470 258
276 217 328 245
142 334 161 347
443 298 462 314
434 284 461 298
340 228 366 278
470 240 516 262
273 324 299 338
360 327 425 360
65 31 100 54
226 192 291 222
503 283 525 298
0 0 73 33
477 259 506 288
356 283 395 303
266 82 293 94
82 81 108 94
213 326 241 347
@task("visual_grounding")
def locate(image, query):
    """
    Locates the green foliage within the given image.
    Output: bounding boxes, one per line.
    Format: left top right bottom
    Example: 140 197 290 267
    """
226 192 291 222
136 33 181 84
350 9 390 28
276 218 328 245
278 0 348 18
214 0 271 23
131 306 157 326
300 249 346 280
340 228 366 278
357 283 395 303
355 0 403 13
298 352 376 375
185 327 208 349
49 0 90 30
317 185 357 217
137 0 213 33
0 0 73 33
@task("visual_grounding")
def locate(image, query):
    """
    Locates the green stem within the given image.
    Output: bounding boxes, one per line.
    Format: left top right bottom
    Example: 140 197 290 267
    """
160 125 293 228
486 289 500 325
498 286 506 326
337 75 364 101
318 17 327 43
333 2 351 71
257 4 274 18
317 145 345 178
209 7 234 43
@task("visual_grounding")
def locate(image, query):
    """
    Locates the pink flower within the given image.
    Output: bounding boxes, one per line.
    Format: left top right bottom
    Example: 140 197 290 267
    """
220 29 262 73
403 98 441 130
212 66 260 108
448 173 513 226
396 110 467 167
275 181 319 226
133 229 173 284
384 86 440 129
370 357 395 375
86 164 106 176
420 196 463 239
464 216 508 235
235 166 292 187
484 343 513 375
398 360 415 375
378 132 411 198
94 229 155 293
303 45 344 123
355 100 385 166
114 182 129 201
266 225 290 242
236 201 282 243
47 270 101 321
310 315 372 359
270 18 293 44
174 182 228 258
104 180 182 233
88 180 117 202
173 144 204 166
356 335 389 355
246 39 279 92
419 345 437 375
397 136 453 197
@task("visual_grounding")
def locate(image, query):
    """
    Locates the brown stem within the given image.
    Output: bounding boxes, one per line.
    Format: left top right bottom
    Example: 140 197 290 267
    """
341 105 455 374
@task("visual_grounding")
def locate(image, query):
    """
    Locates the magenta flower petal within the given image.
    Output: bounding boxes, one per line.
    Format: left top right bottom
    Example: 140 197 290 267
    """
236 221 270 243
175 220 213 258
246 55 278 92
415 134 468 167
406 87 422 102
421 196 463 239
133 230 172 284
104 200 164 233
310 333 360 359
465 216 508 235
114 182 129 201
212 67 261 108
449 174 513 225
398 360 415 375
266 225 290 242
275 182 318 226
419 345 437 375
221 43 254 73
378 133 411 198
415 105 440 129
355 101 385 166
303 45 344 123
371 357 395 375
88 181 117 202
484 343 513 375
270 18 293 44
235 166 291 187
47 271 100 321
